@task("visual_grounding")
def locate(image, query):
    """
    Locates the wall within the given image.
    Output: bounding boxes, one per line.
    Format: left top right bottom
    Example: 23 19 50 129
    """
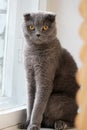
46 0 82 67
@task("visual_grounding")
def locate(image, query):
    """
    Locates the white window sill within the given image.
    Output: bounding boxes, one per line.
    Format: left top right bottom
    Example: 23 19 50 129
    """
0 106 26 130
3 126 54 130
0 105 77 130
2 125 77 130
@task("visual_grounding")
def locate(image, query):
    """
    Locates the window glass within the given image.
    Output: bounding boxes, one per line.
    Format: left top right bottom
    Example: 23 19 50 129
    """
0 0 8 96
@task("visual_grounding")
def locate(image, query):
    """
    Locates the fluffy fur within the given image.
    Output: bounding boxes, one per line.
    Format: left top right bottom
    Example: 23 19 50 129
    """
18 12 79 130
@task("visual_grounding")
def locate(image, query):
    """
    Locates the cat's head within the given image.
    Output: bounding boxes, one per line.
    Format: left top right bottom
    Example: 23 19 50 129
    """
23 12 57 45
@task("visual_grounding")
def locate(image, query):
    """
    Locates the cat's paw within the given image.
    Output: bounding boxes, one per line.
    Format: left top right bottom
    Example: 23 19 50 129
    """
27 124 40 130
54 120 69 130
18 120 29 129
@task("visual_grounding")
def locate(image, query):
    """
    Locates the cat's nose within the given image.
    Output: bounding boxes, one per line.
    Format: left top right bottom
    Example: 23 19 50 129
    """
36 34 40 37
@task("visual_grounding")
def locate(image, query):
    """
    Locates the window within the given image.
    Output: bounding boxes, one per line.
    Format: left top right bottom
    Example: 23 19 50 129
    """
0 0 7 96
0 0 40 110
0 0 26 111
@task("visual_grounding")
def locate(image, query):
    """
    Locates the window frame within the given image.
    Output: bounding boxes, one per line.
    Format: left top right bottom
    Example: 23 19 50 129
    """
0 106 26 129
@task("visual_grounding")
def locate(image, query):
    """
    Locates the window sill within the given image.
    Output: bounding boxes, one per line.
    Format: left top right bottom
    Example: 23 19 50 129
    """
2 125 77 130
3 126 54 130
0 105 77 130
0 105 26 130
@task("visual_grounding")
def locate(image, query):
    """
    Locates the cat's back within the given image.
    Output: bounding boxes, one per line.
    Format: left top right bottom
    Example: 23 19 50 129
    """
53 48 79 97
60 48 77 74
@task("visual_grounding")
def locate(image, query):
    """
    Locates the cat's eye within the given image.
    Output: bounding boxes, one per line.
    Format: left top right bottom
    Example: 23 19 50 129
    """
29 25 35 31
42 25 49 31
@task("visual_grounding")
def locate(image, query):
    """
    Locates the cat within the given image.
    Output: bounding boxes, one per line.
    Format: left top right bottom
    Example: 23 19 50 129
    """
18 12 79 130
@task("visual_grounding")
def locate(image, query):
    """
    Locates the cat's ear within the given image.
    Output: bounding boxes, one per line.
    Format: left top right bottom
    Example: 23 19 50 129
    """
45 14 56 22
24 14 31 21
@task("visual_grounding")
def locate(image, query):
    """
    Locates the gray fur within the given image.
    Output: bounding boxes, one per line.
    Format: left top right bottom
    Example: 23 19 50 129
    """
19 12 79 130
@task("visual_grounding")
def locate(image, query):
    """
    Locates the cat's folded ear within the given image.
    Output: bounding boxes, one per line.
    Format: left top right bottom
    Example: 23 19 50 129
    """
24 14 30 21
45 14 56 22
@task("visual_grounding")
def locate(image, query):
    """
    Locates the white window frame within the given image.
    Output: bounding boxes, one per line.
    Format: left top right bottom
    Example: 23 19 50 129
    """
0 0 47 129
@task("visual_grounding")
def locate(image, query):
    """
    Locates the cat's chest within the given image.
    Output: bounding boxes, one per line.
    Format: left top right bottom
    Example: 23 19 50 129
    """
26 54 55 66
24 45 60 70
27 50 58 65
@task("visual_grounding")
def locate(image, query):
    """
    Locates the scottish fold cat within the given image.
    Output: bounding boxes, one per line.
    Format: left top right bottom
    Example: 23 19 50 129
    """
19 12 79 130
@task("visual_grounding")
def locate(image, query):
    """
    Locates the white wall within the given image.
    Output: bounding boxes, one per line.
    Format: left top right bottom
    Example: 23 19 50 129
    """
46 0 82 67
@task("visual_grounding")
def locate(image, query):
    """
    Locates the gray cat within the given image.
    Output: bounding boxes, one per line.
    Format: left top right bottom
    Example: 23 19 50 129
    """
18 12 79 130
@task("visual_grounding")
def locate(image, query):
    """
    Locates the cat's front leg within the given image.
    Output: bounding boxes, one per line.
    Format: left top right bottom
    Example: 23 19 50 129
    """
18 66 35 129
26 66 36 122
27 86 53 130
27 67 54 130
